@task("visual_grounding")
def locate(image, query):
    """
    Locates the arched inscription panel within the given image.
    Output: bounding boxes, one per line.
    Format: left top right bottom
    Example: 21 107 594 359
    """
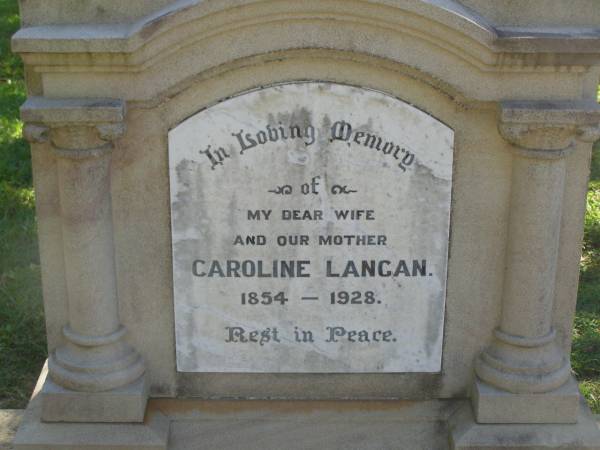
169 82 453 372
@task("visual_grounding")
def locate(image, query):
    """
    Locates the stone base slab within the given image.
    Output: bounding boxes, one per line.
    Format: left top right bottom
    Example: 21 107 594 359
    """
158 397 461 449
473 376 580 424
13 366 168 450
40 364 148 423
15 413 169 450
450 397 600 450
13 367 600 450
15 395 600 450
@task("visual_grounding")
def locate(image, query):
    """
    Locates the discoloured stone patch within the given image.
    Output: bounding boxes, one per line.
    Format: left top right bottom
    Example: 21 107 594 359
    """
0 410 23 450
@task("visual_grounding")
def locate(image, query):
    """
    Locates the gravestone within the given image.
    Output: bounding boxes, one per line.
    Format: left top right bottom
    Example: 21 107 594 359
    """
10 1 600 449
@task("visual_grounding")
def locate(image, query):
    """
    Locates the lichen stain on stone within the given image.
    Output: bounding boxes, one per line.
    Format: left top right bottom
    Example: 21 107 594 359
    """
95 6 107 19
415 373 443 399
265 106 315 166
171 158 196 230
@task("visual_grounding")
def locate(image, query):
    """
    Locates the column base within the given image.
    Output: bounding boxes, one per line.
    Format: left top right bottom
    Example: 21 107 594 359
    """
38 361 148 423
14 365 168 450
49 325 146 393
450 397 600 450
473 377 580 424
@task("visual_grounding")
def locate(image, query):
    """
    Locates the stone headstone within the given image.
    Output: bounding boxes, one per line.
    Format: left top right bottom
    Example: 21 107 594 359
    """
10 1 600 449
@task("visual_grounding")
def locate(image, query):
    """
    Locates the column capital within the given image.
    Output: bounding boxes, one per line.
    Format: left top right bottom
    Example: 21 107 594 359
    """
498 100 600 159
21 97 125 158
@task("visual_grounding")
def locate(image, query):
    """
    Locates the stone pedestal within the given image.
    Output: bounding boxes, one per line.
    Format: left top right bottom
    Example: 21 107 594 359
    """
21 98 148 423
472 377 580 425
13 364 169 450
450 398 600 450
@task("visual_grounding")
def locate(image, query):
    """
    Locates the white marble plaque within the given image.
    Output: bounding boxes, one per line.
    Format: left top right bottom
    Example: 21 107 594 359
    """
169 82 453 372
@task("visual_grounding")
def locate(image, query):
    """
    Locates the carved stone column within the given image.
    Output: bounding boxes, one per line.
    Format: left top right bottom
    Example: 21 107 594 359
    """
473 100 600 424
21 98 147 423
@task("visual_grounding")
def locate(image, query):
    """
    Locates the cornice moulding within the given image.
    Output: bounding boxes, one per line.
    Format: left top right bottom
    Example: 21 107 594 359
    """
11 0 600 68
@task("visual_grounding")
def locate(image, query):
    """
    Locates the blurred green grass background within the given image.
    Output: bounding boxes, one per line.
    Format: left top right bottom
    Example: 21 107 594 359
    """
0 0 599 412
0 0 47 409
